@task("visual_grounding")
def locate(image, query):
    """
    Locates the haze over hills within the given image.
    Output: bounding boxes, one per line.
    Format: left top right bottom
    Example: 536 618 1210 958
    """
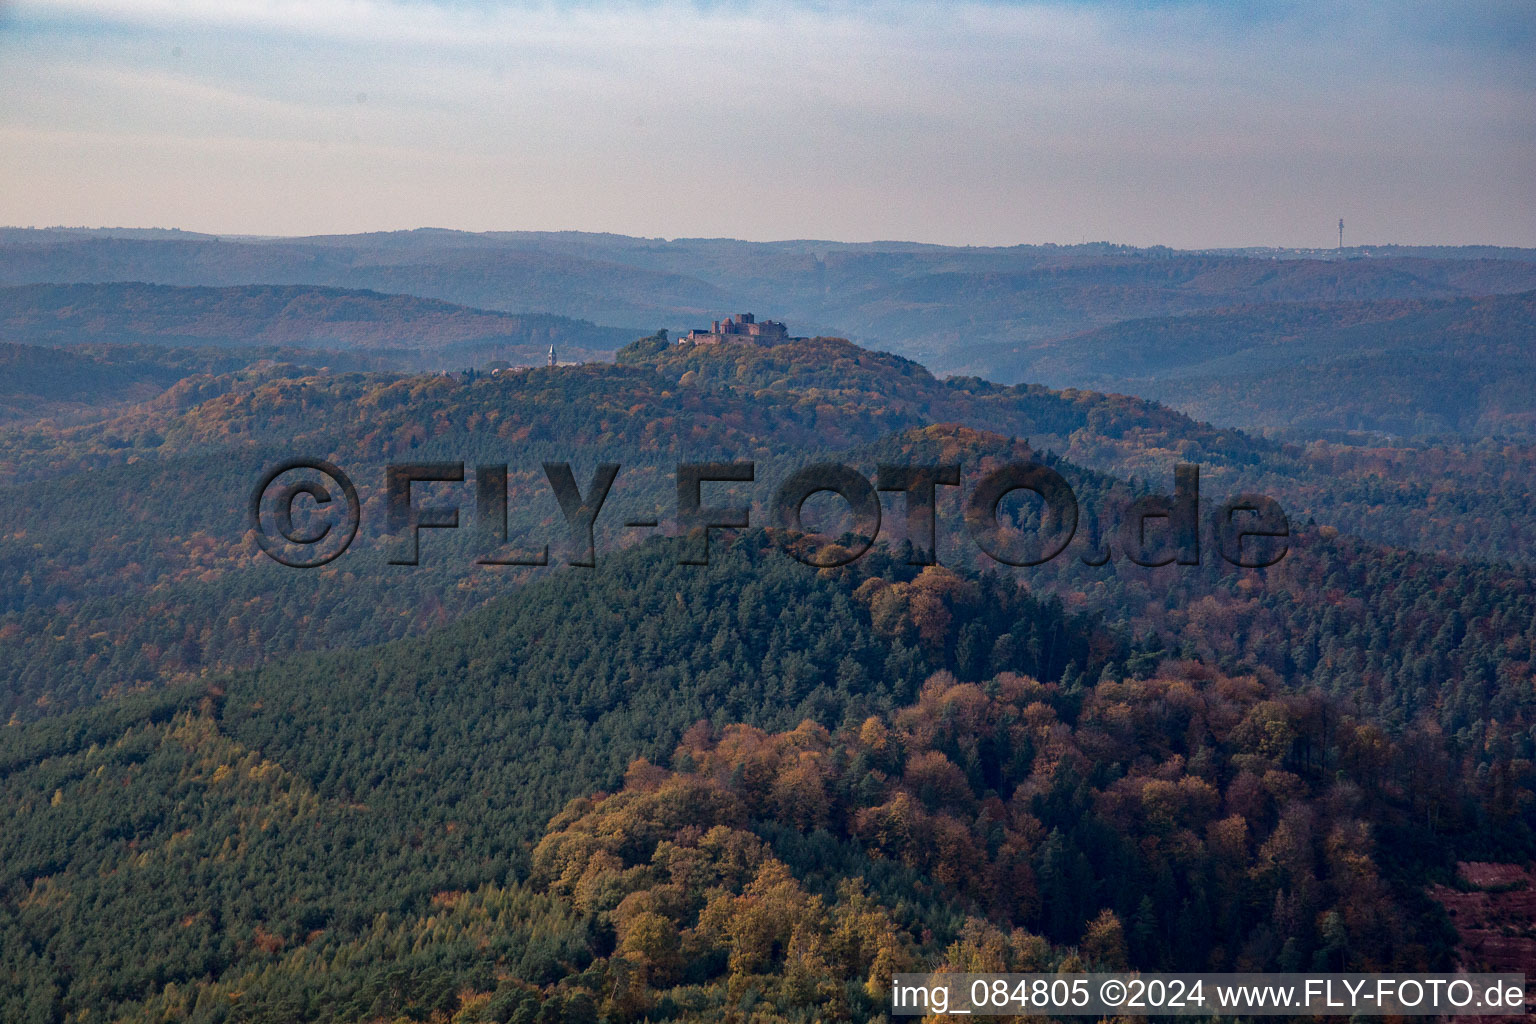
5 228 1536 382
0 282 636 365
988 291 1536 438
0 342 401 425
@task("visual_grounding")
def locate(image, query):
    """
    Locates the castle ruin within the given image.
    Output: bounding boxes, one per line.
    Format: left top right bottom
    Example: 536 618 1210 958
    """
680 313 793 346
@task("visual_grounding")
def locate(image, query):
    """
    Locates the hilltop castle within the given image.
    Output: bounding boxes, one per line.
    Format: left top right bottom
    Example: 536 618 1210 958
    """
681 313 794 346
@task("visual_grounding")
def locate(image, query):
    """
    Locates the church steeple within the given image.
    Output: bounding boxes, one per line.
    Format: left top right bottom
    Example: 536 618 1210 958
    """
548 343 556 368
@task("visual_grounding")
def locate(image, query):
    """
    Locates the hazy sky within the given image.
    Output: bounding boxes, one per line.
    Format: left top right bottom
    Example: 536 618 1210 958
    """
1 0 1532 247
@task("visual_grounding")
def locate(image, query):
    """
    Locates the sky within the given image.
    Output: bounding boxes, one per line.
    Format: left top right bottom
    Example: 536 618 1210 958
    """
0 0 1532 248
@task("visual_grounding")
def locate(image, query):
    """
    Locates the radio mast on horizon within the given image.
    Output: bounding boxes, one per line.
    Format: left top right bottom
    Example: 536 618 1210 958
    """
1338 218 1344 250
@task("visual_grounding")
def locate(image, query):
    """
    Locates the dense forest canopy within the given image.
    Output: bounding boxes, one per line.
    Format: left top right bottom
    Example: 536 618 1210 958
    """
4 332 1536 722
0 535 1524 1023
0 250 1533 1022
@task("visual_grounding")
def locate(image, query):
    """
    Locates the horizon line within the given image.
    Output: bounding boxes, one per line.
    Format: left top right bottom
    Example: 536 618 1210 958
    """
4 225 1535 254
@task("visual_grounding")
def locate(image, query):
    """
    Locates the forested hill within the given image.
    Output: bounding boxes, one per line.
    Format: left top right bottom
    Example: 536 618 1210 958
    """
984 291 1536 439
0 342 404 424
0 282 637 362
0 537 1100 1021
5 332 1536 724
0 534 1520 1023
2 322 1535 1020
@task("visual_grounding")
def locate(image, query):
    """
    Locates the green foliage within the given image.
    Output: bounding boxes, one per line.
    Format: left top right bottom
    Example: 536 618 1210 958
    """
0 536 1110 1022
613 330 670 363
1 315 1534 1022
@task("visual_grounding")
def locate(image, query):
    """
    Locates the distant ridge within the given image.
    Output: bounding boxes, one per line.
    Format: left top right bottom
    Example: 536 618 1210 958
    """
4 226 1534 261
4 229 1535 381
0 281 641 361
992 290 1536 438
